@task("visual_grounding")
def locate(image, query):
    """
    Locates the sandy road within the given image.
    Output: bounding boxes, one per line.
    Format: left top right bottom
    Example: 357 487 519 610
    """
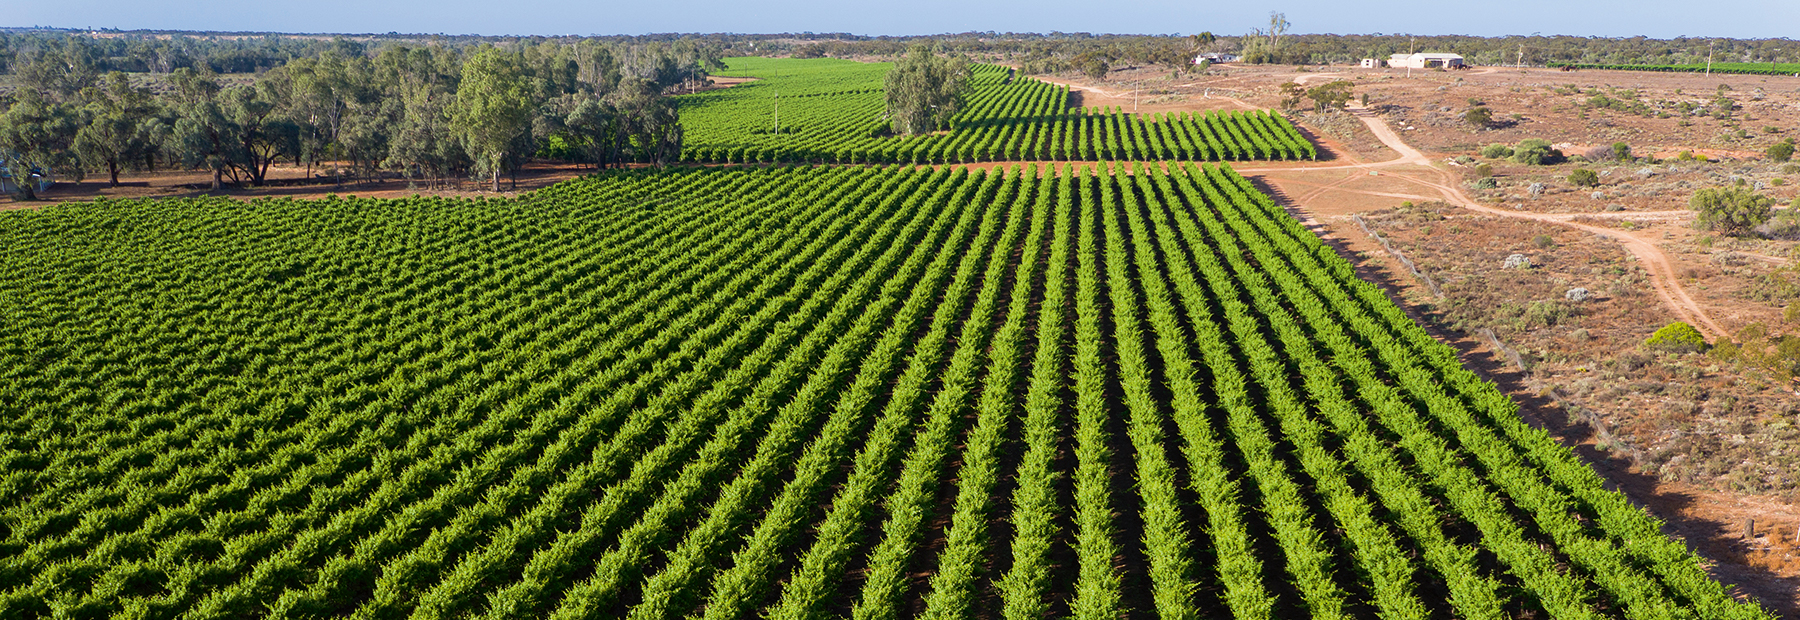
1327 105 1728 336
1208 81 1725 336
1043 73 1724 334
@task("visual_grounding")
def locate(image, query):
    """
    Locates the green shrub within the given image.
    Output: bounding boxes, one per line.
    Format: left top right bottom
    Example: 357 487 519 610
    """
1481 143 1514 158
1645 321 1707 353
1767 208 1800 239
1494 300 1578 329
1567 168 1600 187
1512 139 1564 165
1709 338 1741 362
1691 185 1775 236
1612 142 1633 162
1769 140 1796 163
1464 106 1493 128
1474 162 1494 177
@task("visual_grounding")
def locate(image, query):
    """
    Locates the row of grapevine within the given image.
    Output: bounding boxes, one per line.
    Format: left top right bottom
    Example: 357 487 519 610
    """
1549 61 1800 75
685 106 1315 164
0 162 1769 619
677 57 1315 164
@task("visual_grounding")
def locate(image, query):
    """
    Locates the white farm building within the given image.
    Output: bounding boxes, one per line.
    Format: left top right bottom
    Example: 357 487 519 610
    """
1387 53 1465 69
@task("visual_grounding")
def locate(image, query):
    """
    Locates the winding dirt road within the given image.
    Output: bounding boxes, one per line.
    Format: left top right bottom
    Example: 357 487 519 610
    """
1055 74 1726 334
1328 105 1726 336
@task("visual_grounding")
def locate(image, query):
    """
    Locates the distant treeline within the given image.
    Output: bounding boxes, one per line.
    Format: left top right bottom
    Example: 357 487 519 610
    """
1 28 1793 196
1 28 1793 77
0 33 723 197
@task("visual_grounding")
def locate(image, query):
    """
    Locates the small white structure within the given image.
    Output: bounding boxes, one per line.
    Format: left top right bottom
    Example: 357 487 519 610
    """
1387 53 1465 69
1359 58 1383 68
1194 53 1239 64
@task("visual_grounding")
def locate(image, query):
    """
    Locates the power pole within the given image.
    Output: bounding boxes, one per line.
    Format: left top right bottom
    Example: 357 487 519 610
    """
1706 41 1715 76
1407 36 1415 78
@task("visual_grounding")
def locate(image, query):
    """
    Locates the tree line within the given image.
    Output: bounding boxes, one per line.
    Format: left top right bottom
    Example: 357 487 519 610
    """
3 27 1791 79
0 35 721 197
4 28 1795 198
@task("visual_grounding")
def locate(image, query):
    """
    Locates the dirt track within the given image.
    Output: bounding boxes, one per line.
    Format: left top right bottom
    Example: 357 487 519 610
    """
1217 74 1730 338
1057 76 1725 337
1340 103 1728 337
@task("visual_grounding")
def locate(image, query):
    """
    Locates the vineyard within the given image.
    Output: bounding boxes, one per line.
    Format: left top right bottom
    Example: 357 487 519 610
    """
678 57 1315 163
0 162 1769 619
1549 61 1800 75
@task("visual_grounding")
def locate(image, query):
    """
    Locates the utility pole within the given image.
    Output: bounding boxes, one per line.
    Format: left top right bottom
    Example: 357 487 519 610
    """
1706 41 1715 76
774 90 779 136
1134 81 1139 112
1407 36 1415 78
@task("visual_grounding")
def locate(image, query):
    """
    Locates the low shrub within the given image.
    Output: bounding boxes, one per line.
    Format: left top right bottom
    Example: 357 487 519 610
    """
1769 139 1795 163
1512 139 1564 165
1645 321 1706 353
1691 184 1775 236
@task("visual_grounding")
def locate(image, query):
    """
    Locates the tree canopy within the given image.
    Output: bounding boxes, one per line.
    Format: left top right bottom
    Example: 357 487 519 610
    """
0 35 710 197
451 48 539 192
884 44 969 137
1692 183 1775 237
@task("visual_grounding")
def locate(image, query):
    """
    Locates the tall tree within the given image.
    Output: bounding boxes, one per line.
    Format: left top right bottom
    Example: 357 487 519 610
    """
450 47 538 191
574 41 622 96
223 83 300 186
0 88 80 199
610 77 682 167
165 67 238 190
562 98 624 168
1241 12 1294 64
73 72 157 186
381 46 465 186
162 67 297 189
884 44 970 136
14 38 100 101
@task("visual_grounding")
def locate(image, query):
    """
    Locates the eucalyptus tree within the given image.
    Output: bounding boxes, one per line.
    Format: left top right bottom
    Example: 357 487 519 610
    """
883 44 970 136
164 67 298 189
450 47 540 191
13 37 100 101
574 40 623 95
610 77 683 167
0 88 80 199
562 98 625 168
73 72 157 186
380 45 466 186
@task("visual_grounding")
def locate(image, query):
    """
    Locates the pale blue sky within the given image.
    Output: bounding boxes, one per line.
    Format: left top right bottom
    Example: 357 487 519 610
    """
14 0 1799 39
